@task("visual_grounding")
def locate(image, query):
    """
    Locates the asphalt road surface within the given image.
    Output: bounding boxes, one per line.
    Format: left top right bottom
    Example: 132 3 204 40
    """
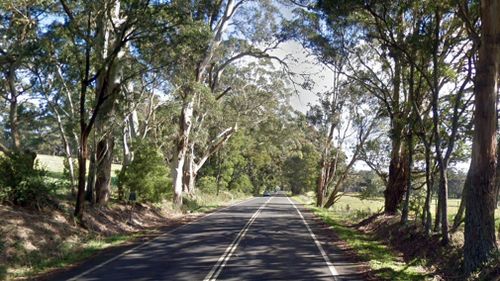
48 195 368 281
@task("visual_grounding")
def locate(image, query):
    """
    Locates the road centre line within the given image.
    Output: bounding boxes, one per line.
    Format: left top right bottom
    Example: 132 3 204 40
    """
287 196 339 279
203 196 273 281
67 196 259 281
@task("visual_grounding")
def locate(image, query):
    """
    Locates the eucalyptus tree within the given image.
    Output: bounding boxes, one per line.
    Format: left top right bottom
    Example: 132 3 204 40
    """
30 48 80 193
307 79 380 208
463 0 500 273
195 61 297 196
286 0 412 213
164 0 284 206
53 0 164 219
0 0 43 155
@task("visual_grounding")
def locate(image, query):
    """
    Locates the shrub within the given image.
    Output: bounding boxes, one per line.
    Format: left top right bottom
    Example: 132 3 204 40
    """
198 176 218 193
230 174 254 194
117 144 170 203
0 152 54 208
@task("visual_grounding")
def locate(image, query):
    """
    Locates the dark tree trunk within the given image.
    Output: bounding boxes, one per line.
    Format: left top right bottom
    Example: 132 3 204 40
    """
464 0 499 273
384 48 408 215
74 135 89 219
316 160 328 207
434 194 441 232
95 135 115 205
384 153 408 214
423 145 433 234
452 167 471 231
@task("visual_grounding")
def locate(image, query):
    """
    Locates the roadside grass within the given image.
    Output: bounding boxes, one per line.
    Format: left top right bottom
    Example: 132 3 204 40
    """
8 234 137 279
315 207 429 281
295 194 432 281
182 191 250 213
317 192 500 234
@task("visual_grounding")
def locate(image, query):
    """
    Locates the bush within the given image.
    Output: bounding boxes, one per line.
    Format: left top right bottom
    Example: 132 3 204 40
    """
0 152 54 208
230 174 254 194
117 144 170 203
198 176 218 193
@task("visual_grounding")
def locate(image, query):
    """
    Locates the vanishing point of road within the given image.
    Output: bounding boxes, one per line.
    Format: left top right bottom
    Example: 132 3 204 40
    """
47 195 368 281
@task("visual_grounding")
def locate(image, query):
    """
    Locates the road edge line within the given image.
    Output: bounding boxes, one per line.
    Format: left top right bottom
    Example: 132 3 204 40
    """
67 196 258 281
287 196 339 279
203 196 272 281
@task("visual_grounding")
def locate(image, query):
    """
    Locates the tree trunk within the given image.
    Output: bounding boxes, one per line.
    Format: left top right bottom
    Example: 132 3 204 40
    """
384 153 408 214
74 135 89 219
92 0 124 206
6 68 21 151
384 50 408 214
430 9 450 245
464 0 500 273
452 166 471 231
95 135 115 205
53 108 77 195
423 145 433 234
438 170 449 244
434 193 441 232
172 97 194 207
401 126 413 224
316 160 328 207
85 146 96 204
401 64 415 225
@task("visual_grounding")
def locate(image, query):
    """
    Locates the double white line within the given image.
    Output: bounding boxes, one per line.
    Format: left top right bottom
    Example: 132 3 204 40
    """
67 197 258 281
203 197 272 281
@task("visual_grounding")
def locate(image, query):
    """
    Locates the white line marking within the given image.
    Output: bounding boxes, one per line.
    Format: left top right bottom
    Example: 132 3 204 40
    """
67 197 259 281
203 197 272 281
287 196 339 278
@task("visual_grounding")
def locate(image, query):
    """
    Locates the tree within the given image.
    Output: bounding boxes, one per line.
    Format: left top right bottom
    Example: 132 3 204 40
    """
56 0 155 219
464 0 500 273
0 1 40 155
166 0 284 206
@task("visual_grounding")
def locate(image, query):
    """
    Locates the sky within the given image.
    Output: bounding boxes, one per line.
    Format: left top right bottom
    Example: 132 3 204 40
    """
269 40 333 113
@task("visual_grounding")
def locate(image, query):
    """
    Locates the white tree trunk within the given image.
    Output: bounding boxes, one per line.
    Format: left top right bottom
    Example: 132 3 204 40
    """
172 98 194 207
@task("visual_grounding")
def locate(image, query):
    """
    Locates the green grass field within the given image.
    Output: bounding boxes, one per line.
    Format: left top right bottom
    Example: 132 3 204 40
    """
36 154 122 175
301 192 500 232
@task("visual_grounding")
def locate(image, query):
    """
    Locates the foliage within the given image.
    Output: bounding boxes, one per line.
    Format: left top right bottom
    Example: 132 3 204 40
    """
283 143 320 195
197 176 218 194
230 174 254 194
117 144 170 203
0 152 54 208
352 171 385 199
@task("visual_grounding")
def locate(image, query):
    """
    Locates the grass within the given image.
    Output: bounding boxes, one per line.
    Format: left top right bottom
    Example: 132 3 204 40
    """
182 190 250 213
322 193 500 233
36 154 123 175
9 234 138 279
295 195 432 281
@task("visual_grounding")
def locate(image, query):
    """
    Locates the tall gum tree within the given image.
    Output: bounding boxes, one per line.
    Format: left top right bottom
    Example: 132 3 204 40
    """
0 1 40 155
57 0 153 219
92 0 128 205
169 0 283 207
464 0 499 273
304 0 410 214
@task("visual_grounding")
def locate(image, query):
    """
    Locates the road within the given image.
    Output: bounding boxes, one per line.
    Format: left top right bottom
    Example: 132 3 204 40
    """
48 196 368 281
